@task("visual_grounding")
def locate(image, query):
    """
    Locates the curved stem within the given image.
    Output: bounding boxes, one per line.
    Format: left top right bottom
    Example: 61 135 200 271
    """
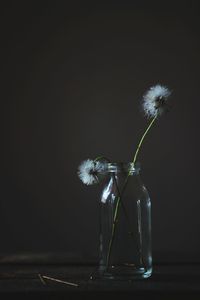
106 175 135 268
106 177 130 268
113 176 134 237
132 116 157 165
94 156 110 163
106 193 120 268
106 116 157 268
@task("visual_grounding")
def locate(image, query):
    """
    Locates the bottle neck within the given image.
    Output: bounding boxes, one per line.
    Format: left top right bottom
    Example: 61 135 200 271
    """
107 162 140 176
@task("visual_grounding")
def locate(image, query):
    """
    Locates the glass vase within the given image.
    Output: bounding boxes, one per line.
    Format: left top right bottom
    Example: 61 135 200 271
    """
98 162 152 280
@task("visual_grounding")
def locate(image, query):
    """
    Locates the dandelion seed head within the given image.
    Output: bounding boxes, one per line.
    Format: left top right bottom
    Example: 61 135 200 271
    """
78 159 106 185
142 84 171 118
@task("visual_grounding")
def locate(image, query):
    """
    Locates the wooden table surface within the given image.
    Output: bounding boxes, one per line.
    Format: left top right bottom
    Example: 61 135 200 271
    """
0 262 200 299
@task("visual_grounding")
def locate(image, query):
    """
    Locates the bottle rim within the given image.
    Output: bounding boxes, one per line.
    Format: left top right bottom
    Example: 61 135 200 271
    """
106 162 140 174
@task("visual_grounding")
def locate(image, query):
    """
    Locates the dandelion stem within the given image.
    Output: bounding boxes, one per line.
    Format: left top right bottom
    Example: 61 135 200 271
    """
94 156 110 163
106 116 157 269
132 116 157 165
106 179 130 268
112 174 134 237
106 193 120 268
106 174 135 268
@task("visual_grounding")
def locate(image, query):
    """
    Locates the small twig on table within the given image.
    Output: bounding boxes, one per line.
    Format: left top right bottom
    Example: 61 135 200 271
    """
39 274 78 287
38 273 46 285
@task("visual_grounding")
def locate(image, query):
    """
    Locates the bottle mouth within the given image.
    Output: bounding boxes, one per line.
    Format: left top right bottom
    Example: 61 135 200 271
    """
106 162 141 174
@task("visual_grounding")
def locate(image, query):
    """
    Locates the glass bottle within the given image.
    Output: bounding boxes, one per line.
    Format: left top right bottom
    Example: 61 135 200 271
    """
98 162 152 280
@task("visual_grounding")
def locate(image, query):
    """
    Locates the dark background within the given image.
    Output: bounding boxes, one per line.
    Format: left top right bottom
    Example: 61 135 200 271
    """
1 1 200 264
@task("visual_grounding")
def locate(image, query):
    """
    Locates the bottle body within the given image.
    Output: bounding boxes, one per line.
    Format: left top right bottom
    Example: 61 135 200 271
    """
99 163 152 280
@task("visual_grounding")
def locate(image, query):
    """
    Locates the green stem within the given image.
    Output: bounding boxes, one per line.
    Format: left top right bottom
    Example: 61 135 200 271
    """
106 175 135 268
106 116 157 269
106 178 130 268
132 116 157 165
113 175 134 237
106 193 120 268
94 156 110 163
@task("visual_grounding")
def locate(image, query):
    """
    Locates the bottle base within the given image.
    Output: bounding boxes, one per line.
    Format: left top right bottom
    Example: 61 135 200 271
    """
92 265 152 281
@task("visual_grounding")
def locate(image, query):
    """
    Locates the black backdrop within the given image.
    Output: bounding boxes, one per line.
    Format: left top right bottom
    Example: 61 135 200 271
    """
1 1 200 263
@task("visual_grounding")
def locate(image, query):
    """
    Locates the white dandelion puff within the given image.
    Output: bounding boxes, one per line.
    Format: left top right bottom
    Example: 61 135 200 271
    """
78 159 107 185
142 84 171 118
